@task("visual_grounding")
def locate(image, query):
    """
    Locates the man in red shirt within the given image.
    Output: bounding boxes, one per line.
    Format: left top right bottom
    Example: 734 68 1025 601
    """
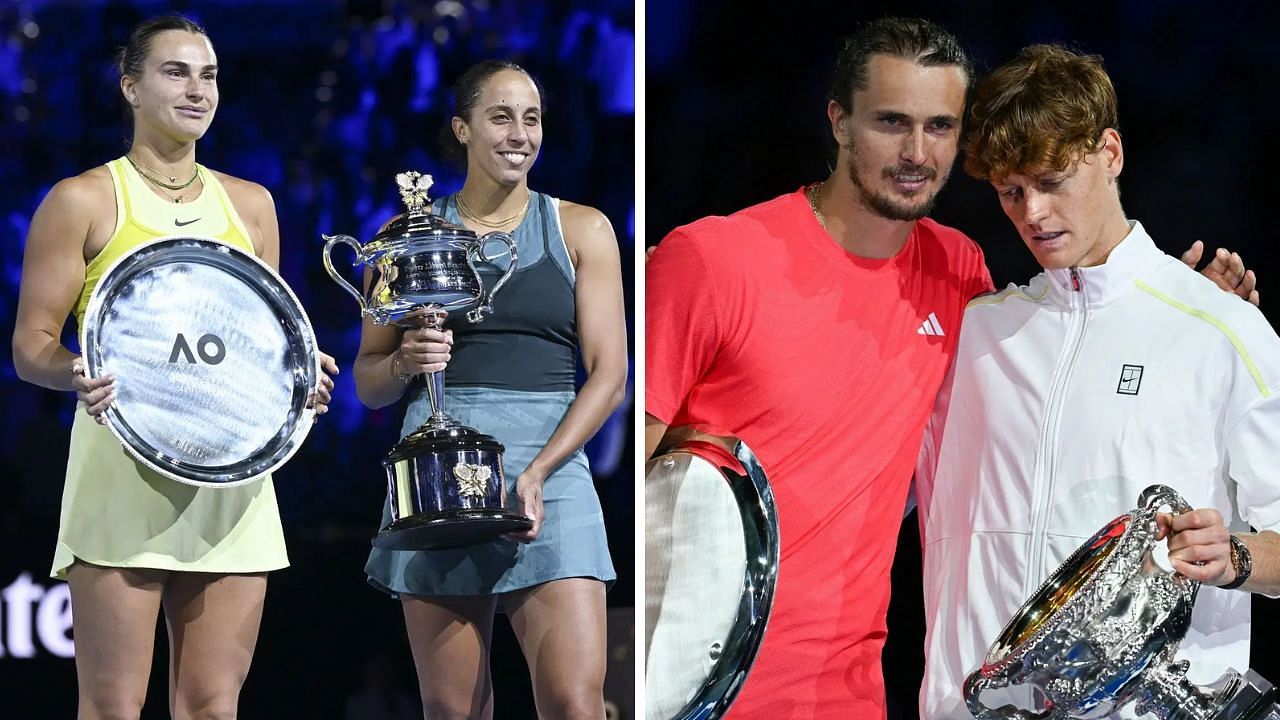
647 17 990 718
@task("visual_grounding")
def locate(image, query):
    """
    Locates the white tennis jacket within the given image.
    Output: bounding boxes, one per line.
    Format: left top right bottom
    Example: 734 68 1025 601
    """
915 221 1280 719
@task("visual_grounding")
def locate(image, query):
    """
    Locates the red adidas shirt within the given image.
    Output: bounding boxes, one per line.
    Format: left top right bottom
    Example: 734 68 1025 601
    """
646 189 992 718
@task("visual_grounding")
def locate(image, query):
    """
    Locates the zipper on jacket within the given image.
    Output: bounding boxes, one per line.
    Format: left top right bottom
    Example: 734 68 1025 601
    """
1025 267 1088 597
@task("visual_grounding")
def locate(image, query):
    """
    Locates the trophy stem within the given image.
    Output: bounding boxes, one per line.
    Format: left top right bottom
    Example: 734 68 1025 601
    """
1136 675 1220 720
422 308 450 425
425 366 447 422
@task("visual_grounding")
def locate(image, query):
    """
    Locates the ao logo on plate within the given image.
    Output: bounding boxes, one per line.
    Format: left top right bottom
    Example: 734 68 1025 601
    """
168 333 226 365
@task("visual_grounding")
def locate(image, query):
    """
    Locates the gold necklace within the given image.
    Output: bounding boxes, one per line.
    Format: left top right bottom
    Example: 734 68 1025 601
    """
806 181 829 231
125 154 199 191
456 192 531 228
151 182 195 204
137 169 200 203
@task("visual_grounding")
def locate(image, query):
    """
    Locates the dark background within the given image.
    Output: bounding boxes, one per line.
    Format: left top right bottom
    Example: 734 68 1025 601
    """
647 1 1280 718
0 1 634 718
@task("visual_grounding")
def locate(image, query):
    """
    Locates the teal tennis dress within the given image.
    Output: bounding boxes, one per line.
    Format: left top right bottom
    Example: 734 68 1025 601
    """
364 192 616 597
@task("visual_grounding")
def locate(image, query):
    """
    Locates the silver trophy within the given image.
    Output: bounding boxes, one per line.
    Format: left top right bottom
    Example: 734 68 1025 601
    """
323 171 532 550
964 484 1280 720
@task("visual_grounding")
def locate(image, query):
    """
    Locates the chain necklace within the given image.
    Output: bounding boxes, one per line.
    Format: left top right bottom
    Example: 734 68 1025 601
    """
160 185 193 203
805 181 829 231
125 154 199 191
456 191 531 228
139 172 199 203
126 155 200 203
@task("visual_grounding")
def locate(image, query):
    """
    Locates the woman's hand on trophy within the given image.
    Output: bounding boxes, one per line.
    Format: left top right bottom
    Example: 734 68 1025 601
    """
398 325 454 375
504 470 545 543
308 351 339 420
71 357 115 425
1156 509 1234 585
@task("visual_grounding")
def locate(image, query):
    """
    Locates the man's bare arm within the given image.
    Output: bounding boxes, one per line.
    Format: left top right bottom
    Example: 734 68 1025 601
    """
645 413 668 460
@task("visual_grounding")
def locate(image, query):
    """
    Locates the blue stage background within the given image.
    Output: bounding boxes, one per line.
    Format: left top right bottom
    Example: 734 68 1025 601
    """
0 1 634 718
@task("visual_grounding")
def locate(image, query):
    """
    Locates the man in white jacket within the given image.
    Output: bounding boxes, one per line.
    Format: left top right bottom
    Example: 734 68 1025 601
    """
916 44 1280 719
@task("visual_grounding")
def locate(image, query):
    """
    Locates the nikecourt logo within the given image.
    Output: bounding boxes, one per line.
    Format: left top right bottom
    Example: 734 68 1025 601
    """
917 312 945 336
175 218 201 227
1116 364 1144 395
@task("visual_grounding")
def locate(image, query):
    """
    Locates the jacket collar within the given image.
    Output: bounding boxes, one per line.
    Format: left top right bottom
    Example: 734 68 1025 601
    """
1038 220 1162 309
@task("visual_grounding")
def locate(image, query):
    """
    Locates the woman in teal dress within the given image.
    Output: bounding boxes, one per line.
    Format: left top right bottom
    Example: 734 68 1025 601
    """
353 60 627 719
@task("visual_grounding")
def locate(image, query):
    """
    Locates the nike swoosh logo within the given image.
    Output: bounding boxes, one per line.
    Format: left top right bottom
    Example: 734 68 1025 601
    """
175 218 201 227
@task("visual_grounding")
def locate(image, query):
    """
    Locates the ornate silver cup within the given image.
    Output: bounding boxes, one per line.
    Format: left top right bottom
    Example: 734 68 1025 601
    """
322 172 517 326
323 171 532 550
964 484 1280 720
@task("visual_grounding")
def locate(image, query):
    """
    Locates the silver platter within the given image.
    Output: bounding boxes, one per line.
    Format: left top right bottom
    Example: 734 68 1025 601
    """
81 236 318 487
645 441 779 720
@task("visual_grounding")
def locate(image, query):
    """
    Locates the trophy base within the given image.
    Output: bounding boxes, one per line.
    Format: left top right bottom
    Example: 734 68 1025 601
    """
373 509 533 551
1212 669 1280 720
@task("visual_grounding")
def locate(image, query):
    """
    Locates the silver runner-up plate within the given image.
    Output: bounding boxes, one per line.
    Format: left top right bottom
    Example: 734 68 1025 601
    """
645 440 779 720
81 236 319 488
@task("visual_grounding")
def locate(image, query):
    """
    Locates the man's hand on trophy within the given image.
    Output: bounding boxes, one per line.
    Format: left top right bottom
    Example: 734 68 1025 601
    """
504 470 544 543
1156 508 1235 585
308 351 339 420
71 356 114 425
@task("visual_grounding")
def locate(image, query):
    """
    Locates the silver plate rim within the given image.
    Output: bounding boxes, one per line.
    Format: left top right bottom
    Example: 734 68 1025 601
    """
645 440 780 720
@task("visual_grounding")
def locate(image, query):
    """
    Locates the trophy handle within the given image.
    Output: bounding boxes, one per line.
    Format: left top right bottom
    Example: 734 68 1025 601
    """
322 234 368 313
1137 484 1203 596
963 671 1058 720
465 231 518 323
1138 484 1193 514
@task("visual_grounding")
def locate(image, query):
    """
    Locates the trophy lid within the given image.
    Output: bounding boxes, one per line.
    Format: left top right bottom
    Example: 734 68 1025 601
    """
364 171 480 253
383 422 505 464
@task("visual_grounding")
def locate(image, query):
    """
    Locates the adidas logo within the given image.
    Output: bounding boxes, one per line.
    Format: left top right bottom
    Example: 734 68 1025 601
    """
917 312 945 336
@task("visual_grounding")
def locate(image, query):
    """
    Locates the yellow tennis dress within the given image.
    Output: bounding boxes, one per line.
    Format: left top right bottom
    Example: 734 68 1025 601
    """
51 157 289 580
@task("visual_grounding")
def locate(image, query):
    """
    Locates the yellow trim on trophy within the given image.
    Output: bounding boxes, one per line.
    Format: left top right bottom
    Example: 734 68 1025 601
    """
1134 279 1270 398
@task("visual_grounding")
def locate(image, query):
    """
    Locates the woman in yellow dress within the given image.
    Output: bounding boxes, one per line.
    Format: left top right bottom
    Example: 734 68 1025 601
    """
10 15 336 719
